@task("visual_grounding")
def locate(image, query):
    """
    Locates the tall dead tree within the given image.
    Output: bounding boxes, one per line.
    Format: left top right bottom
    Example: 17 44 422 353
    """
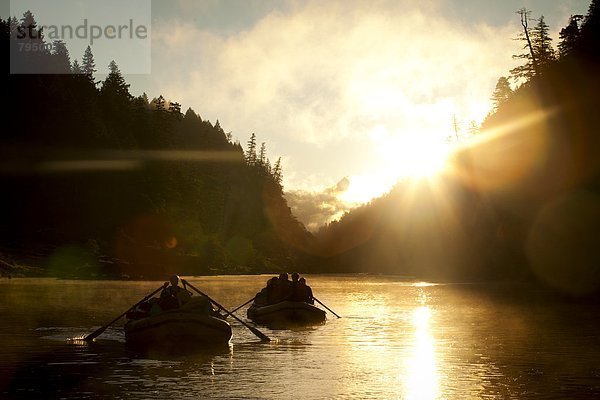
520 8 538 74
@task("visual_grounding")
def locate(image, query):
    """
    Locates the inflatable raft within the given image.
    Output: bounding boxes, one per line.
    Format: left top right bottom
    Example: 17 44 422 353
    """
125 297 232 350
247 301 326 328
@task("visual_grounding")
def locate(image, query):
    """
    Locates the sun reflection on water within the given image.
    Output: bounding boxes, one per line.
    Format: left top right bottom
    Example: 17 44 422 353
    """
404 306 440 400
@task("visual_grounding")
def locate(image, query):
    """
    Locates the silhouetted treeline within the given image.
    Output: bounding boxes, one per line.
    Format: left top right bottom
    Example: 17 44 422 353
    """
0 12 312 278
313 1 600 296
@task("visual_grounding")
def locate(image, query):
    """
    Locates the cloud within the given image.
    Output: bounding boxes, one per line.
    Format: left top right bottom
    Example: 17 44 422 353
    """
285 177 352 231
148 0 519 194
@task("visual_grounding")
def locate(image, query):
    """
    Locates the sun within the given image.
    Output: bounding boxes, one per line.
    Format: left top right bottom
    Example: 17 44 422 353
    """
338 127 452 205
372 125 451 180
395 136 450 179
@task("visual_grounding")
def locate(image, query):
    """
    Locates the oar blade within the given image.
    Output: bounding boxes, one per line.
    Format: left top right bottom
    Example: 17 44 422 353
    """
249 326 271 342
83 327 105 342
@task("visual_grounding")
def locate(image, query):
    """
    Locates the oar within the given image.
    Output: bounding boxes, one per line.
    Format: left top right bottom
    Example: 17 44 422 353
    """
313 296 341 319
83 285 163 341
182 279 270 342
229 296 256 315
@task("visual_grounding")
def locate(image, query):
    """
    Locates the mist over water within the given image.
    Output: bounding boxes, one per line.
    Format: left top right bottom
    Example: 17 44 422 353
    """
2 275 599 399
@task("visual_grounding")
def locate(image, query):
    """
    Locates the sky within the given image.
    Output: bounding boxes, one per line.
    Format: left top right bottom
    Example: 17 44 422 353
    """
5 0 592 229
140 1 588 193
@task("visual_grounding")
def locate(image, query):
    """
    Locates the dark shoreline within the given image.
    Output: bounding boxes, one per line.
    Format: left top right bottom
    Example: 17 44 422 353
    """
3 250 600 303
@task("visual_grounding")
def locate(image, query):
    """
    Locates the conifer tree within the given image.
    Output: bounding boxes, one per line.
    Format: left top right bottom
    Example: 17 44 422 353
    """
5 16 18 38
532 16 556 70
102 60 131 100
14 11 49 72
184 107 197 120
153 95 166 111
168 101 182 114
132 93 150 112
490 77 513 111
51 40 71 73
259 142 267 167
71 59 83 74
558 15 583 58
580 0 600 56
246 133 257 166
272 157 283 187
214 120 224 134
511 12 556 82
20 10 43 42
81 46 96 84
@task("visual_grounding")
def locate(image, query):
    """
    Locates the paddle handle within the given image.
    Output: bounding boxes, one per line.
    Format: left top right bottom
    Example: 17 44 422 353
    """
182 279 270 342
84 285 163 341
230 296 256 315
313 296 341 319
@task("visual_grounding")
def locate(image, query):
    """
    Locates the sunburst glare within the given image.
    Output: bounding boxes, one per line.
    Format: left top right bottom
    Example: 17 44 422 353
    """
339 125 453 205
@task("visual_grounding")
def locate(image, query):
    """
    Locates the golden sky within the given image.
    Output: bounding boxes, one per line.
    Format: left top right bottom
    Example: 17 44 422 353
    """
132 0 588 227
137 1 581 191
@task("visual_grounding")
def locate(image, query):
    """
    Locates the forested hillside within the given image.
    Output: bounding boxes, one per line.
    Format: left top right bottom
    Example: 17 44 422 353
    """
2 2 599 289
0 12 312 278
314 1 600 295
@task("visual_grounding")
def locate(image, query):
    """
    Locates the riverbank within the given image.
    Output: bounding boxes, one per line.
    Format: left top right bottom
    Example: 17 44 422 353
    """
0 254 44 278
0 247 274 280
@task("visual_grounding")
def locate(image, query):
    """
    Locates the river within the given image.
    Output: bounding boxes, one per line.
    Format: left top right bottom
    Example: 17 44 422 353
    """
1 275 599 399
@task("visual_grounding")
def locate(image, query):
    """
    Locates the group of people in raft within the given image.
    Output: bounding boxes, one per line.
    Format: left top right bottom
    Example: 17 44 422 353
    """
253 272 314 307
127 273 314 319
127 275 200 319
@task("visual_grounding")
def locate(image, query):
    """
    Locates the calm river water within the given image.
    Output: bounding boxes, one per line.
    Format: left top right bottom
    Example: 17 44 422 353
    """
1 275 599 399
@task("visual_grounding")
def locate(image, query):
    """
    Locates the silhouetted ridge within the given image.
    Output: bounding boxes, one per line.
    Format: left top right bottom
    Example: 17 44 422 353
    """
0 12 313 278
313 2 600 296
